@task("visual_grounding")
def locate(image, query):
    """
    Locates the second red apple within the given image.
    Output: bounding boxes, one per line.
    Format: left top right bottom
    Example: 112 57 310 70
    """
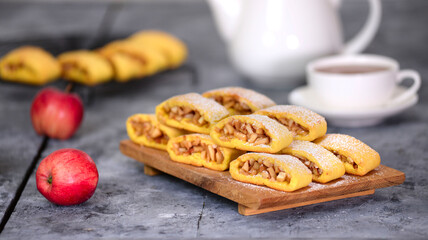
31 87 84 140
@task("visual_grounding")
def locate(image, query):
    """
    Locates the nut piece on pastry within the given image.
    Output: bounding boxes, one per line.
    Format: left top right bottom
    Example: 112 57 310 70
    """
58 50 113 86
0 46 60 85
167 134 245 171
210 114 293 153
255 105 327 141
202 87 276 115
280 140 345 183
229 153 312 192
98 40 168 82
156 93 229 134
128 30 187 69
314 134 381 176
127 114 187 150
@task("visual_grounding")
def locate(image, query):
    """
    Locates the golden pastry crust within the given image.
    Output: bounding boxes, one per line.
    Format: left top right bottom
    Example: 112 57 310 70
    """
202 87 276 115
0 46 60 85
58 50 113 86
280 140 345 183
314 134 381 176
167 134 244 171
210 114 293 153
229 153 312 192
98 40 168 82
156 93 229 134
128 30 187 69
255 105 327 141
127 114 186 150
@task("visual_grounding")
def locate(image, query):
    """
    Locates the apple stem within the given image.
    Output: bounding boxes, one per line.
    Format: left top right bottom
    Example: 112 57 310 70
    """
65 83 74 93
47 175 52 184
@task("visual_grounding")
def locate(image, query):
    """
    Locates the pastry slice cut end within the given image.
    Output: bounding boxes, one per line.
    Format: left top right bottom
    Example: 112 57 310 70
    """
202 87 276 115
0 46 60 85
229 153 312 192
58 50 113 86
211 114 292 153
128 30 187 69
156 93 229 134
255 105 327 141
315 134 381 176
167 134 244 171
126 113 185 150
281 140 345 183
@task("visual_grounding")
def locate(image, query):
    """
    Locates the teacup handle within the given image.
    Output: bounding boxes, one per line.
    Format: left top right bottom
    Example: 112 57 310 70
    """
341 0 382 54
388 70 421 105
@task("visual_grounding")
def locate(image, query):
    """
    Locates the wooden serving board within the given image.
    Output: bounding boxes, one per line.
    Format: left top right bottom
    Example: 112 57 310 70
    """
119 140 405 215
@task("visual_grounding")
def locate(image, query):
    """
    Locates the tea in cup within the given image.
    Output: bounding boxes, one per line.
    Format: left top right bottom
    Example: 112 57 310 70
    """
306 54 421 109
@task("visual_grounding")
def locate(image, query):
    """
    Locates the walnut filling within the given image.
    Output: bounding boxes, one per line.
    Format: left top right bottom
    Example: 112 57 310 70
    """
62 62 76 71
4 62 24 72
212 95 252 115
238 158 291 182
269 116 309 137
171 138 225 164
333 151 358 169
130 117 169 144
295 155 323 176
163 105 209 127
62 62 88 77
214 119 271 145
123 51 147 65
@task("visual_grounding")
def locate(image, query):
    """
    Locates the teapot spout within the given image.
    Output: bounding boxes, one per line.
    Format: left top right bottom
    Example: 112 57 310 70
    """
206 0 242 42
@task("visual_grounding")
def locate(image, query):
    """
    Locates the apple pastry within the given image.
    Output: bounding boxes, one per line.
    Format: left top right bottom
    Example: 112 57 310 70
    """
126 114 187 150
98 40 167 82
210 114 293 153
230 153 312 192
58 50 113 86
128 30 187 69
255 105 327 141
156 93 229 134
280 140 345 183
202 87 276 115
0 46 60 85
315 134 381 176
167 134 244 171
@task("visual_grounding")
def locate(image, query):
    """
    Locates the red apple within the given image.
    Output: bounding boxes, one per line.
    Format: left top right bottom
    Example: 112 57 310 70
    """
31 87 84 140
36 148 99 206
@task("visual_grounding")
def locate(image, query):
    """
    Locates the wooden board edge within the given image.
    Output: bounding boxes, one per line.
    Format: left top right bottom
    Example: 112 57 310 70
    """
238 189 376 216
120 140 407 211
255 167 405 209
144 165 162 176
119 140 265 208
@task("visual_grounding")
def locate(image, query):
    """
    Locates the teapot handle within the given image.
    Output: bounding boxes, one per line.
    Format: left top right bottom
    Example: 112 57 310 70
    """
340 0 382 54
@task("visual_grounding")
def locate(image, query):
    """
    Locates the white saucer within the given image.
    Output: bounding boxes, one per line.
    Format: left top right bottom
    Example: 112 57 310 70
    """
288 86 418 127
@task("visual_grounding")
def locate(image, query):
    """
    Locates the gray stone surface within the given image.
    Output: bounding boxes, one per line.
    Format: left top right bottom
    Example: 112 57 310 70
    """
0 84 41 221
1 0 428 239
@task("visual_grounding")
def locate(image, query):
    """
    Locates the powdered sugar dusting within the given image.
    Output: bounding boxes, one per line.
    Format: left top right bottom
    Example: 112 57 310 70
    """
314 134 380 164
165 93 229 122
257 105 326 128
225 114 292 149
305 172 372 191
283 140 343 171
203 87 276 111
246 114 291 141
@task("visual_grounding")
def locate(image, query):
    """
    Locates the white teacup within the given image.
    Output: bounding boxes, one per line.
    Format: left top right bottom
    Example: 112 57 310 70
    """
307 54 421 109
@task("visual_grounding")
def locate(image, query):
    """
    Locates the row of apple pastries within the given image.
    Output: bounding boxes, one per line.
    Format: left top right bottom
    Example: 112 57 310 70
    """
126 87 381 192
0 30 186 86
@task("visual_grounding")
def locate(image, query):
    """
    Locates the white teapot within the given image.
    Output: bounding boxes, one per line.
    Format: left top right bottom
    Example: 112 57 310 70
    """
207 0 382 87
